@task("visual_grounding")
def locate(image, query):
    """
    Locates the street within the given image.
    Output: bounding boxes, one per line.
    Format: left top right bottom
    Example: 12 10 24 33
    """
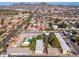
69 40 79 55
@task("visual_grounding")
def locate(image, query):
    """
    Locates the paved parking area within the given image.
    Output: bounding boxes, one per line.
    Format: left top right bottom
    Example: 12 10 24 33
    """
7 47 32 56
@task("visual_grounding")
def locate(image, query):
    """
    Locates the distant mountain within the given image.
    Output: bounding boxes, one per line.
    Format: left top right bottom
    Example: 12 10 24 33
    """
0 3 79 9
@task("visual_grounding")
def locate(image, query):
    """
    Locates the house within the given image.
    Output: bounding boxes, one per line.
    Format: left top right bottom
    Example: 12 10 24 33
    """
52 25 58 30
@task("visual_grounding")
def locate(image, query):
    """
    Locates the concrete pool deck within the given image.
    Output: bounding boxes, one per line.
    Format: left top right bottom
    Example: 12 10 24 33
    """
15 33 42 46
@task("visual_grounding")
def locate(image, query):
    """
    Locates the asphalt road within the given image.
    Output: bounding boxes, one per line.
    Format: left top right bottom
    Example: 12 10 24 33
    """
69 40 79 55
61 31 79 56
0 27 22 48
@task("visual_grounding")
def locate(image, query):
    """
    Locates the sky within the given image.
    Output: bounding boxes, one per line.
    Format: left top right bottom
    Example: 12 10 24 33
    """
0 2 79 6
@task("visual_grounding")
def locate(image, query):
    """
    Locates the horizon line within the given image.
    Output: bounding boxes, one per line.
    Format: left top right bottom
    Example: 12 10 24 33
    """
0 2 79 6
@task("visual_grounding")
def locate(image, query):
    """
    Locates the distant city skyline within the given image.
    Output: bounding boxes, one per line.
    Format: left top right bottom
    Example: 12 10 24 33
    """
0 2 79 6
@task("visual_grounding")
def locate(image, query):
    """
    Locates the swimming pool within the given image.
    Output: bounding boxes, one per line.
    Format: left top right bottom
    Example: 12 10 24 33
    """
25 38 32 42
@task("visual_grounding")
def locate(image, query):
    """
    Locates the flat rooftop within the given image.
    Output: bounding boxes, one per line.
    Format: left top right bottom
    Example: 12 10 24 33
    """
35 40 44 54
7 47 32 55
55 32 71 52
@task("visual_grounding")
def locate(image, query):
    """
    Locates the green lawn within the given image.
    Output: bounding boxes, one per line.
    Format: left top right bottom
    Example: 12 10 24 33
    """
49 32 60 48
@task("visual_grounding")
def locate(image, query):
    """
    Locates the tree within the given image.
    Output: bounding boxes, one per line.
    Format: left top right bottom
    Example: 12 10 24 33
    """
72 30 77 35
0 31 5 35
75 36 79 45
48 21 54 30
49 22 52 27
49 32 60 48
54 18 61 24
11 32 17 37
36 34 44 39
29 38 36 51
51 38 60 48
44 39 48 48
58 22 68 28
75 22 79 28
0 18 4 25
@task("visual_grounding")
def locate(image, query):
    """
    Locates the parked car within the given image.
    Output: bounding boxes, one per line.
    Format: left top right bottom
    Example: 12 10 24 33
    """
70 38 76 43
